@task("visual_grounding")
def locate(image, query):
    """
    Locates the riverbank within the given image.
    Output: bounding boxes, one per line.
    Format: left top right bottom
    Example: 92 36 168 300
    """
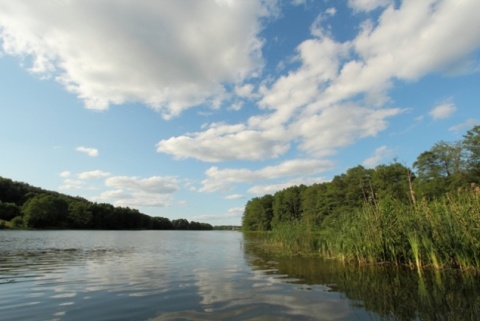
246 188 480 272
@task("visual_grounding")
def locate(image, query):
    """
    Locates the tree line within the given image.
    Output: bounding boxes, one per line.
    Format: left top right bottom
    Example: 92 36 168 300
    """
242 125 480 231
0 178 212 230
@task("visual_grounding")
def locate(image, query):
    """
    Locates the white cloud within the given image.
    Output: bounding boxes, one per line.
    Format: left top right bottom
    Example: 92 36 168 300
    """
192 207 245 222
59 171 71 178
59 178 86 191
100 175 180 208
352 0 480 82
234 83 256 99
78 170 111 180
157 122 289 162
225 194 245 200
449 118 478 132
291 0 306 6
76 146 99 157
200 159 333 192
291 105 403 156
99 190 174 208
98 188 173 207
348 0 393 13
105 176 179 194
429 102 456 120
248 176 326 195
0 1 274 118
227 102 243 111
155 0 480 166
325 7 337 16
362 145 393 168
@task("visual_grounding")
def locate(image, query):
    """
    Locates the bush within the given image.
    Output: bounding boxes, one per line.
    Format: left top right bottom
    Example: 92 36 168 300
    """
0 202 21 221
11 216 24 228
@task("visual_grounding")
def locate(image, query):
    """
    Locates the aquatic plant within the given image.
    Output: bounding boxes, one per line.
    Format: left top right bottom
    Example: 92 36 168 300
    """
250 188 480 271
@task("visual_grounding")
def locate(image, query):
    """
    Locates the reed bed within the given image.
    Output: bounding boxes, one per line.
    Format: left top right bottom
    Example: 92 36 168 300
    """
260 189 480 271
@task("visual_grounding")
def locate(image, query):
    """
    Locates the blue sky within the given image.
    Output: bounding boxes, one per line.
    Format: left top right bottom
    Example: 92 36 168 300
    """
1 0 479 226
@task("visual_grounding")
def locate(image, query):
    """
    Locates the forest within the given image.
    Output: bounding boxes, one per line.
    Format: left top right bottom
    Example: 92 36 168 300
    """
242 125 480 270
0 178 212 230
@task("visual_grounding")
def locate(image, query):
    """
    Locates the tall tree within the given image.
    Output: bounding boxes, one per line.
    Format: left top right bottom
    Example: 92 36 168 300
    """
343 166 374 207
271 185 306 228
0 201 21 221
67 201 93 228
301 183 328 226
413 141 466 198
372 163 413 204
22 194 68 228
463 125 480 182
242 195 273 231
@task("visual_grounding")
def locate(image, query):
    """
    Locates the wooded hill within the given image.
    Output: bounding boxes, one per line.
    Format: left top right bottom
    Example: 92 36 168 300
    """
0 177 212 230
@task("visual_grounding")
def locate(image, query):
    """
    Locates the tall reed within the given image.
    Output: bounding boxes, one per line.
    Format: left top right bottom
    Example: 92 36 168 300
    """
259 188 480 271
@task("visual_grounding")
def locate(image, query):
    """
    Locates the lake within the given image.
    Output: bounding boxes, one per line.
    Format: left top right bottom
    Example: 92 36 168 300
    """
1 230 480 321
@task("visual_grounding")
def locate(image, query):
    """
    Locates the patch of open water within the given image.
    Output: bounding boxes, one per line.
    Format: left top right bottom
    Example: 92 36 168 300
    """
1 230 479 320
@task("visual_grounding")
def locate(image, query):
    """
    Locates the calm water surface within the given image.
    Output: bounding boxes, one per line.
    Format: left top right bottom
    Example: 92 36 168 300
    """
1 230 479 321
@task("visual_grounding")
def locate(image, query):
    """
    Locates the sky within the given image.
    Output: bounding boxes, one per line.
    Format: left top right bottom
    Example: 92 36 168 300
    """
1 0 479 226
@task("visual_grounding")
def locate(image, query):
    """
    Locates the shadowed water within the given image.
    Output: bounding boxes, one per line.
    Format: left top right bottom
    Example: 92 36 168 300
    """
0 230 479 321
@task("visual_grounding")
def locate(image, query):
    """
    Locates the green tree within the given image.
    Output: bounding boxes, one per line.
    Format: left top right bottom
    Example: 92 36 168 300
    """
372 163 413 204
463 125 480 182
323 175 349 216
0 177 42 205
242 195 273 231
271 185 306 228
0 201 21 221
172 218 190 230
10 216 24 228
301 183 328 226
343 166 374 207
413 141 466 198
22 194 68 228
152 216 173 229
67 201 93 228
90 203 115 229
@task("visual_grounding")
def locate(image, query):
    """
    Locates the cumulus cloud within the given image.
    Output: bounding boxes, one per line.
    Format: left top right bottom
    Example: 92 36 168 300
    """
156 122 290 162
449 118 478 132
98 176 179 208
362 146 393 168
325 7 337 16
351 0 480 82
200 159 333 192
291 0 307 6
156 0 480 163
248 176 326 195
192 207 245 222
76 146 99 157
59 171 71 178
348 0 393 13
225 194 246 200
59 179 86 191
105 176 179 194
234 83 257 99
78 170 111 180
0 1 273 118
429 102 456 120
291 105 403 156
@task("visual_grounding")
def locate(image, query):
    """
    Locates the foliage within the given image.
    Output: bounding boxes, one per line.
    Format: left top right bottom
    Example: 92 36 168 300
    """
242 195 273 231
243 237 480 321
0 201 21 221
0 176 212 230
241 125 480 271
22 194 69 228
242 162 413 232
463 125 480 181
10 216 24 228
